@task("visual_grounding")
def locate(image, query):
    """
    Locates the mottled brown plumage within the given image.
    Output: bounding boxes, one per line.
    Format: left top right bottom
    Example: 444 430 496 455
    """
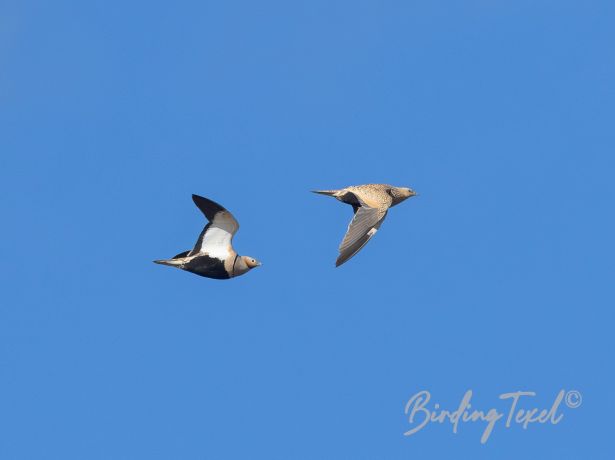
312 184 417 267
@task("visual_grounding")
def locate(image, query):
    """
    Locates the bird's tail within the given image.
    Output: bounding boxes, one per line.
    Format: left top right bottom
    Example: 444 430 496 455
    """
311 189 340 197
154 251 190 267
153 258 183 267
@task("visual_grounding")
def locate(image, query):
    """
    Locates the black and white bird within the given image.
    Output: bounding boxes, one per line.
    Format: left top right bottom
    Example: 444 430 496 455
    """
312 184 417 267
154 194 261 280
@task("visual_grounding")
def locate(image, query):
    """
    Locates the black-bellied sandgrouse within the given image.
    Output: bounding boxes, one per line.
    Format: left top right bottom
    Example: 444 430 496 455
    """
154 194 261 279
312 184 417 267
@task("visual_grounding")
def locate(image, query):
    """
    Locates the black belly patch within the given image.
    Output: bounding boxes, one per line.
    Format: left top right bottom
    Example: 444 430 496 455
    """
184 255 230 280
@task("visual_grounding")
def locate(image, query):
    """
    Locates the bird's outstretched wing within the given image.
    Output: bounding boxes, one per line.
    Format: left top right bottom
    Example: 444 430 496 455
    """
336 198 387 267
189 194 240 259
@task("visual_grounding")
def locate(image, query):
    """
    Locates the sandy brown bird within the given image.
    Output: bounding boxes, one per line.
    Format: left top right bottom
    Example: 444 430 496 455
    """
154 194 261 280
312 184 417 267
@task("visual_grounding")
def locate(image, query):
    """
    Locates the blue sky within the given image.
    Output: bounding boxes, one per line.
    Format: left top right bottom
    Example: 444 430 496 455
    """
1 0 614 458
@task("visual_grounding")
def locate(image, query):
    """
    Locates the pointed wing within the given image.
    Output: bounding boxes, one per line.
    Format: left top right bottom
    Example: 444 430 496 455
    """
336 202 387 267
189 194 240 259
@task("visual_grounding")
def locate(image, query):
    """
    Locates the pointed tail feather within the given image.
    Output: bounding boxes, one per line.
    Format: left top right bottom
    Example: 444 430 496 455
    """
311 189 339 196
153 259 183 267
154 249 191 267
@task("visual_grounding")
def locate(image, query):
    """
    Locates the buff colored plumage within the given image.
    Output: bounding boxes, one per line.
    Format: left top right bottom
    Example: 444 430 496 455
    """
312 184 417 267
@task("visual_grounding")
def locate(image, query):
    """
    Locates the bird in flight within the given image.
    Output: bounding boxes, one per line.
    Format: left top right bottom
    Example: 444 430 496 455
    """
154 194 261 279
313 184 417 267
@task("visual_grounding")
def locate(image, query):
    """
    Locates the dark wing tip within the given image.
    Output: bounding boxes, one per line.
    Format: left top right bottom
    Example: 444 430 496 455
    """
191 194 226 221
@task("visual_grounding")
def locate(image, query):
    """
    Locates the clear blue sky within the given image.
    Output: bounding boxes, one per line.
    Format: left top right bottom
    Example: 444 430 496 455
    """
1 1 614 458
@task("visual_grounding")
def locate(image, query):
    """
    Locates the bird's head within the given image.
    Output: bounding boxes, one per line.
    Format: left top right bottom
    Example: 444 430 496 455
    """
390 186 418 203
242 256 262 269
